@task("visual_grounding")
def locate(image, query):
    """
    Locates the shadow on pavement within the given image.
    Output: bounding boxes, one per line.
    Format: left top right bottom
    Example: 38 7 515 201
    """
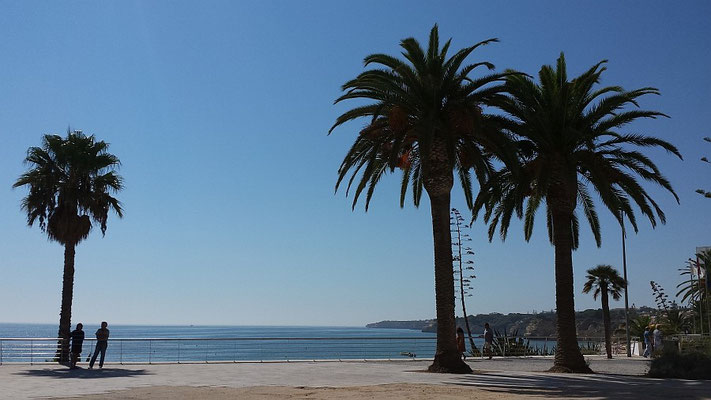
452 372 711 399
15 367 150 379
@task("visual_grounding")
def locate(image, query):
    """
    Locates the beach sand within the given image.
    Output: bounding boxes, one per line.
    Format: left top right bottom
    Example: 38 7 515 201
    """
56 384 516 399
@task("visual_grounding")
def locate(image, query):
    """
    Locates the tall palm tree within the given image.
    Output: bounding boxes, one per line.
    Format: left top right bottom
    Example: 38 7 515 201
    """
582 265 626 359
329 25 516 373
14 130 123 363
473 53 681 372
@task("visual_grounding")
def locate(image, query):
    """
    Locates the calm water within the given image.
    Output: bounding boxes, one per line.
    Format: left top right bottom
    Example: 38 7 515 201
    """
0 323 438 363
0 324 585 363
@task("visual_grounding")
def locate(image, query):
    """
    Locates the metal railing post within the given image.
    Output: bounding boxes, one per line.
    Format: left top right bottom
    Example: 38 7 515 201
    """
30 340 33 365
149 340 152 364
120 341 123 365
177 341 181 364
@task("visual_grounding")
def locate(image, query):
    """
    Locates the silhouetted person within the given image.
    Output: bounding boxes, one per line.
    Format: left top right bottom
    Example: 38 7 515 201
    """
89 321 109 369
643 326 651 358
483 323 493 359
456 327 466 360
70 323 84 369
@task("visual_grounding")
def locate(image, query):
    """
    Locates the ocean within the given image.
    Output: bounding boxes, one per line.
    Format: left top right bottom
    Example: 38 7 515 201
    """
0 323 438 363
0 324 584 363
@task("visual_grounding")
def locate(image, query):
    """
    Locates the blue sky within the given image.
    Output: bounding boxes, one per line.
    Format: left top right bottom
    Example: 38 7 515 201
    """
1 1 709 326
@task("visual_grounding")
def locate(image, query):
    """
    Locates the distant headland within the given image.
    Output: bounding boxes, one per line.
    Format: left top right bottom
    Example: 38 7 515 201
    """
367 307 656 337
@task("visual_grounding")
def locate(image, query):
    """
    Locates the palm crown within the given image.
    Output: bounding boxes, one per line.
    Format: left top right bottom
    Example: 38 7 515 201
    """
474 53 682 247
330 24 515 210
582 264 627 301
14 131 124 245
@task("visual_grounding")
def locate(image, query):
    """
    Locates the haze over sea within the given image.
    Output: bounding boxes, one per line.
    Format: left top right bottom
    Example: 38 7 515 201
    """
0 323 433 339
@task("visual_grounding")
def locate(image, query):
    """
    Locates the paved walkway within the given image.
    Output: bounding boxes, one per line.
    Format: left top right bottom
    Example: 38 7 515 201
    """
0 357 709 399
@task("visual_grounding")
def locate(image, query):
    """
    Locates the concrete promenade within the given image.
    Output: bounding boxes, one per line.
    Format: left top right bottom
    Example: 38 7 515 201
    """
1 357 710 399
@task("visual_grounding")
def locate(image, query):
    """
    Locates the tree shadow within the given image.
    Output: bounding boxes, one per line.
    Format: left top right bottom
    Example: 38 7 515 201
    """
451 372 711 399
15 367 150 379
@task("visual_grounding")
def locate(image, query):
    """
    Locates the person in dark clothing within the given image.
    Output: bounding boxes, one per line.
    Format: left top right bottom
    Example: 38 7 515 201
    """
643 326 651 358
70 323 84 369
89 321 110 369
483 323 494 360
456 327 466 360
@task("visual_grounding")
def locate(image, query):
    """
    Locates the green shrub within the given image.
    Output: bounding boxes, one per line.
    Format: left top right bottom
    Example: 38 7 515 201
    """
648 352 711 380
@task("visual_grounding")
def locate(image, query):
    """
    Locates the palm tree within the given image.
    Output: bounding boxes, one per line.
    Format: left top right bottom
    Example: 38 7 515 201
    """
473 53 681 372
582 265 626 358
13 130 123 363
329 25 516 373
628 314 652 342
677 249 710 334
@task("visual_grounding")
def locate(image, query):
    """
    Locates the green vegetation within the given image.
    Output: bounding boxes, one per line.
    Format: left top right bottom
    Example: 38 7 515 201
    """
472 53 680 372
491 329 543 356
676 250 711 334
648 352 711 380
13 130 123 363
330 25 516 373
582 265 626 359
628 315 652 342
651 280 691 334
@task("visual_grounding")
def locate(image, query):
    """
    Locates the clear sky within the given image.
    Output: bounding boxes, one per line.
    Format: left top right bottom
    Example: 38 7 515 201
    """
1 1 709 326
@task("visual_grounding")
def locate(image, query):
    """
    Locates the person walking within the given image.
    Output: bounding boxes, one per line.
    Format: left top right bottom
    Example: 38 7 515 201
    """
69 323 84 369
652 324 663 356
456 327 467 360
642 326 651 358
89 321 110 369
483 323 493 360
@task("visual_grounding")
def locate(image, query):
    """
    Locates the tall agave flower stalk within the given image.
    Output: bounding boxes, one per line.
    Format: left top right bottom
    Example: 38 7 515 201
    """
696 137 711 198
451 208 478 354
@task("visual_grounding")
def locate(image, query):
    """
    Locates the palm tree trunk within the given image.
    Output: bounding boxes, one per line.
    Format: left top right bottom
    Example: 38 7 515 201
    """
423 137 471 374
56 243 76 364
550 208 591 373
601 286 612 359
427 191 471 373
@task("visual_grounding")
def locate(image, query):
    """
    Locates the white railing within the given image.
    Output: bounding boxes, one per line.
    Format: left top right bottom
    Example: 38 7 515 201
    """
0 337 437 364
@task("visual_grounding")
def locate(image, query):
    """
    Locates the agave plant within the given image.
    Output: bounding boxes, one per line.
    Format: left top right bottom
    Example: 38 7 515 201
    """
451 208 478 355
696 137 711 198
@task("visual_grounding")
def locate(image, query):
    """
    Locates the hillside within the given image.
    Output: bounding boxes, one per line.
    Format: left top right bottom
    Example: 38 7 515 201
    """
366 307 656 337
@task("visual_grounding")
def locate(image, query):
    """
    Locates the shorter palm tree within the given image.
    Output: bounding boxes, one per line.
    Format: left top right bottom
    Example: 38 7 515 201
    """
628 315 652 342
582 265 626 358
13 130 123 362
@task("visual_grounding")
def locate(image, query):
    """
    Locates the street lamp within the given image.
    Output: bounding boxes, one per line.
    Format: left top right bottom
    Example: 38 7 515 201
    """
621 211 631 357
